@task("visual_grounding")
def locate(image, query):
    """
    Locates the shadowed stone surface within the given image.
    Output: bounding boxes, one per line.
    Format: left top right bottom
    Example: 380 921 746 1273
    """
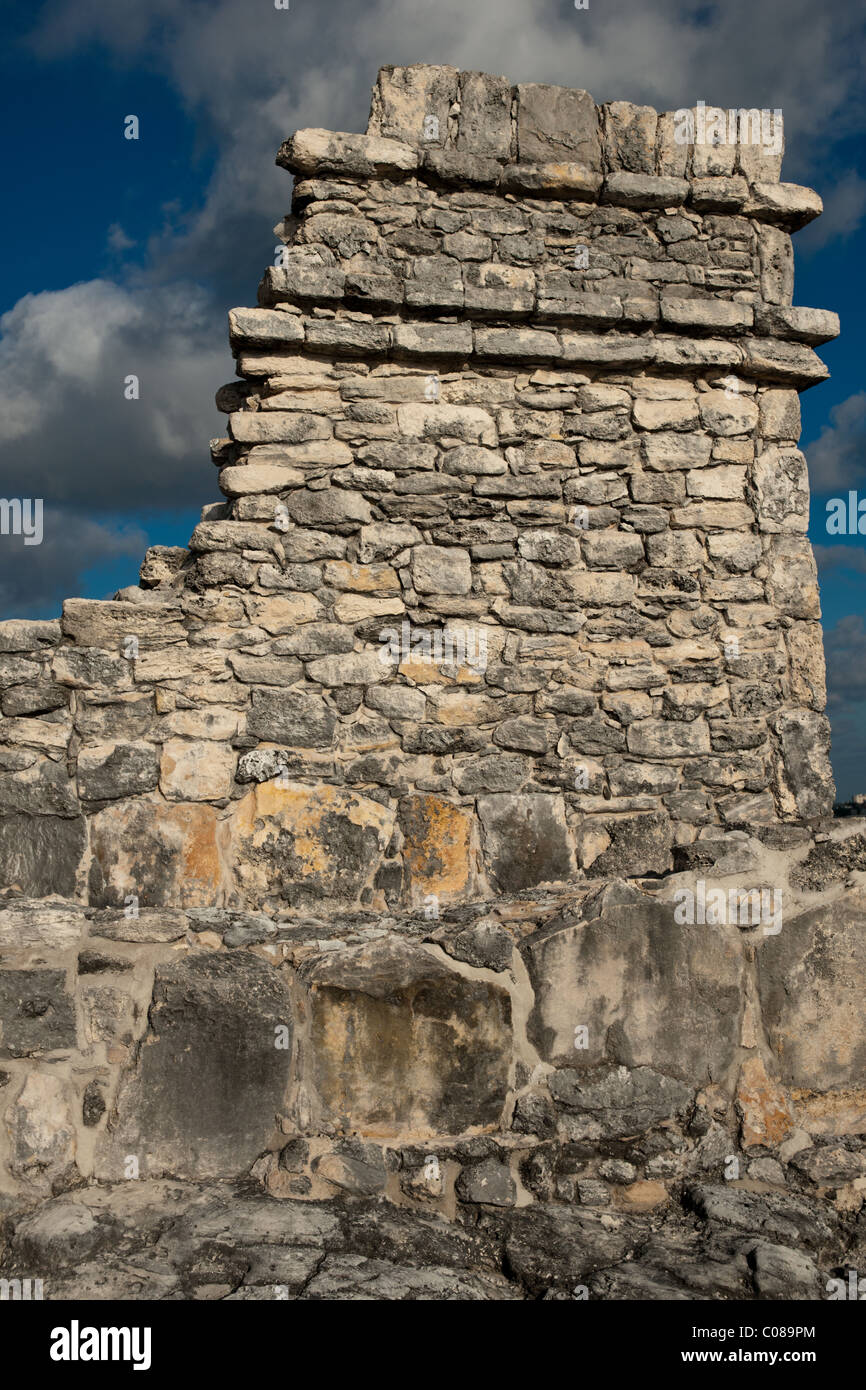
524 883 744 1075
303 936 512 1136
757 889 866 1090
96 953 292 1180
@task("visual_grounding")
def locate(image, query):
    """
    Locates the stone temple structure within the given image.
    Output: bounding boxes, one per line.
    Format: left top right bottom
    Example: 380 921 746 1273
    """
0 66 864 1300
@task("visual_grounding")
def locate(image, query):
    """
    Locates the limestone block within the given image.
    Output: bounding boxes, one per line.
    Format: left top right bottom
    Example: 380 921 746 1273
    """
764 536 820 618
477 793 576 893
228 308 304 347
229 411 331 445
752 448 810 533
247 689 336 746
398 793 476 906
686 465 747 499
759 226 794 305
8 1072 76 1187
604 173 688 208
61 599 186 650
689 176 748 211
736 1055 793 1149
278 128 418 176
456 71 513 158
88 798 230 908
0 969 76 1056
580 531 645 570
499 164 602 199
77 742 159 801
774 709 834 816
744 182 823 229
643 433 712 470
367 64 460 145
0 814 85 898
602 102 657 174
757 889 866 1089
754 305 840 345
284 488 373 529
411 545 472 595
661 297 752 331
230 781 395 908
525 884 743 1075
303 936 511 1135
306 650 395 687
549 1063 693 1136
628 719 711 757
159 740 236 802
96 953 292 1180
516 84 601 168
397 403 497 446
759 389 801 442
632 397 699 431
463 262 536 315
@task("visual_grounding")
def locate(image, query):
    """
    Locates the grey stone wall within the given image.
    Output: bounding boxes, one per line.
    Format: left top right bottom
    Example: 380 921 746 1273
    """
0 68 861 1301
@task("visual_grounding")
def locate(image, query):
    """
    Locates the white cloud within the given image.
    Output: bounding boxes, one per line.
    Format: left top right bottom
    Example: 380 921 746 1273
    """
807 392 866 494
799 171 866 254
107 223 137 252
0 509 150 618
0 279 230 507
814 544 866 575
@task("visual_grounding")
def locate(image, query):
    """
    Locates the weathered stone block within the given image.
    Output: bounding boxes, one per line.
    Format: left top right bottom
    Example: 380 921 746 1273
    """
477 793 576 893
602 102 657 174
399 794 476 907
516 84 600 169
368 64 459 145
456 71 512 158
97 953 293 1179
7 1072 76 1187
88 799 229 907
159 740 236 802
549 1063 693 1135
0 969 76 1056
0 814 85 898
247 689 336 746
411 545 472 595
758 890 866 1090
303 936 512 1136
753 448 809 532
231 781 395 908
77 742 159 801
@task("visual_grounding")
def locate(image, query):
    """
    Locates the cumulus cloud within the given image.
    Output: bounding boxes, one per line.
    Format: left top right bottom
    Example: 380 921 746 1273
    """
107 223 136 253
806 392 866 494
799 171 866 254
0 509 149 618
814 543 866 575
0 279 229 508
821 614 866 798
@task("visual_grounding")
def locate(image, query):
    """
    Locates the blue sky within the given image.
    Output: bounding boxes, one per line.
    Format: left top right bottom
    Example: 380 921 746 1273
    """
1 0 864 795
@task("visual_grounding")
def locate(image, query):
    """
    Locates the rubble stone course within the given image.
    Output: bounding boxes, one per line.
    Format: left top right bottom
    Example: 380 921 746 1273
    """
0 66 861 1301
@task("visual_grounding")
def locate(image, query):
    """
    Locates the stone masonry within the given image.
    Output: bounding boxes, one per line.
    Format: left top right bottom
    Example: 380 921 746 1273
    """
1 67 863 1301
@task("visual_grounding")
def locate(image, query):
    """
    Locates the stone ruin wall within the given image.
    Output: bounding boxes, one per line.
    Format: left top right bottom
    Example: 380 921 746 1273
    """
0 66 842 914
0 68 864 1277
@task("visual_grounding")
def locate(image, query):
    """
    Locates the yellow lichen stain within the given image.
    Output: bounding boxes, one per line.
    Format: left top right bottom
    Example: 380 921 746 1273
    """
401 794 473 902
736 1054 794 1148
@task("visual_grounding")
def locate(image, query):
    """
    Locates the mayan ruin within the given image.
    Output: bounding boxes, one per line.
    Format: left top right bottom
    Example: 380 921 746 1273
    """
1 61 863 1314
